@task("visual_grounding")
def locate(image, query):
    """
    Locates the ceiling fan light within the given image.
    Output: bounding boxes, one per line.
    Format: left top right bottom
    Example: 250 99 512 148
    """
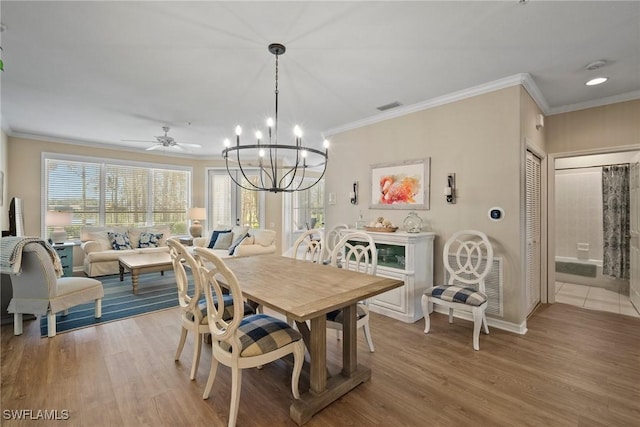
586 77 608 86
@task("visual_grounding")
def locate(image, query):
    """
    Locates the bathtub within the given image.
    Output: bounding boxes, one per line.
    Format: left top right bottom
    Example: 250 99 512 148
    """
555 256 629 295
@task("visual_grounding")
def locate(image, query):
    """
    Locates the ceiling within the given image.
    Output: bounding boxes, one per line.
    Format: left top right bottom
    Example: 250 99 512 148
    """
1 1 639 158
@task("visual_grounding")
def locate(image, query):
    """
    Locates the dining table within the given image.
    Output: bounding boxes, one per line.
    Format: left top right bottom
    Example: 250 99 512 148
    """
222 254 403 426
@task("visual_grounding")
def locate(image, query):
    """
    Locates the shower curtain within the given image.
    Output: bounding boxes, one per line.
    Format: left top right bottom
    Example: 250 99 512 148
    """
602 164 630 279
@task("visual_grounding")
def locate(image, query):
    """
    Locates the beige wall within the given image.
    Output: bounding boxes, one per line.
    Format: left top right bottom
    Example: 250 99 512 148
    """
545 99 640 154
326 86 533 326
1 129 7 231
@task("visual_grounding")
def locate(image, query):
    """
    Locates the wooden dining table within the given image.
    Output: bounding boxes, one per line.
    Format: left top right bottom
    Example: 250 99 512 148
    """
223 254 403 426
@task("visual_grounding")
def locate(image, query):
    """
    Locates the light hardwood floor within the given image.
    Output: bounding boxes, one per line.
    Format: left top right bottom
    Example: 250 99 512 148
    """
2 303 639 426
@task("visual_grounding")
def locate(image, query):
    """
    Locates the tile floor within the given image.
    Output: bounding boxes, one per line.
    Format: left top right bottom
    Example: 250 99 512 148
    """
555 281 640 318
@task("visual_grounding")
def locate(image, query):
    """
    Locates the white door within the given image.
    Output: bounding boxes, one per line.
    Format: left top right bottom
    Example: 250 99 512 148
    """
526 151 542 315
630 162 640 311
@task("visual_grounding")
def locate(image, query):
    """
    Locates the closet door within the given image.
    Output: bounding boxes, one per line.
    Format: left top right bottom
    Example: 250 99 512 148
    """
526 151 542 315
630 162 640 311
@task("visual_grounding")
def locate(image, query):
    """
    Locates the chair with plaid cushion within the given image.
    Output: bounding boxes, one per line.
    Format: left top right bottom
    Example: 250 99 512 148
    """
194 247 305 427
168 239 253 381
421 230 494 350
326 232 377 352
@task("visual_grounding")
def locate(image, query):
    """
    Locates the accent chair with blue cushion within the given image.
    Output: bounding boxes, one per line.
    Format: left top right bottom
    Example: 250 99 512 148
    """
421 229 494 351
167 239 254 381
194 247 305 427
326 231 377 353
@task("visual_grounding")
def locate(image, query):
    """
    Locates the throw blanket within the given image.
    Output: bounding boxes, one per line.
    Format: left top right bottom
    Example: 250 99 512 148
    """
0 236 64 277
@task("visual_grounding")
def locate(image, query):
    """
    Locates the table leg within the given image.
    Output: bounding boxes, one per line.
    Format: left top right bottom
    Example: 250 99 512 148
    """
308 315 327 395
342 304 357 376
119 263 124 282
131 269 139 294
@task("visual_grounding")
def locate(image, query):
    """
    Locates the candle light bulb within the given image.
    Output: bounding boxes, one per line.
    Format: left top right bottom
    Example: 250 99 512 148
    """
255 131 262 140
301 150 308 158
266 118 274 127
293 125 302 138
323 139 330 148
259 148 265 157
223 138 231 147
235 125 242 136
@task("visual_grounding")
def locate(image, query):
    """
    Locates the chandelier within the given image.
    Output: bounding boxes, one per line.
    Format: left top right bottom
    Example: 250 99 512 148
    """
222 43 329 193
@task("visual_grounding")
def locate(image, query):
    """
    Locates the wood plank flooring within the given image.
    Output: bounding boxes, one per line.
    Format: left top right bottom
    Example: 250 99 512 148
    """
2 303 639 426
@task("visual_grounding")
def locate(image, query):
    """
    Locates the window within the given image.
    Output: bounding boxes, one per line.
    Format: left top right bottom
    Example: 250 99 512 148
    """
44 154 191 239
207 169 264 230
291 178 325 231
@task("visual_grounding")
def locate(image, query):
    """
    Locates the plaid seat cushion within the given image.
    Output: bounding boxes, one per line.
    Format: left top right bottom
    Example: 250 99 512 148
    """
326 304 368 323
221 313 302 357
186 294 254 324
425 285 487 306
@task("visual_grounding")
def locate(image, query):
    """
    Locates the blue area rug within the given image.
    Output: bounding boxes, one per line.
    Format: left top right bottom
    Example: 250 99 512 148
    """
40 271 180 337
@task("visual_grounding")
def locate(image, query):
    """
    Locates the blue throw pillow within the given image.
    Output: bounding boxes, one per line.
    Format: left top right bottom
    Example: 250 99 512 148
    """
228 233 250 255
208 229 232 249
107 232 132 250
138 232 163 248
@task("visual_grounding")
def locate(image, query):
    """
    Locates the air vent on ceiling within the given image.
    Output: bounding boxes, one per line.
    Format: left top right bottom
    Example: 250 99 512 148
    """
376 101 402 111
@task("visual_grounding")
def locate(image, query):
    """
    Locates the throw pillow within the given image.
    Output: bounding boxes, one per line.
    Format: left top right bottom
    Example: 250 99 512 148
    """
138 232 163 248
212 232 233 250
228 233 250 255
107 232 132 250
208 229 232 249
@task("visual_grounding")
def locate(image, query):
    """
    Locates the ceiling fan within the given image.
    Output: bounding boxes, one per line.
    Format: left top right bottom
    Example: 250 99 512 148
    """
122 126 202 151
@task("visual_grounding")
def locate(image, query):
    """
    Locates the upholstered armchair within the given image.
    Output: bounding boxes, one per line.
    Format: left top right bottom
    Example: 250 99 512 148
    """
7 241 104 337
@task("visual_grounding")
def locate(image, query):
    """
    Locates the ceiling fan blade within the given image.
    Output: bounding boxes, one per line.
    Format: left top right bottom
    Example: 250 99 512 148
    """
121 139 156 143
172 145 185 151
179 143 201 148
146 144 163 151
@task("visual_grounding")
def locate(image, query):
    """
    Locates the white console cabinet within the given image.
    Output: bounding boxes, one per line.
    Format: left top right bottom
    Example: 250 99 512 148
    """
345 229 435 323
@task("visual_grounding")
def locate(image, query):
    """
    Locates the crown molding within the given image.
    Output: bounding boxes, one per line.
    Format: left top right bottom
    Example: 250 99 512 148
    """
546 90 640 116
324 73 548 137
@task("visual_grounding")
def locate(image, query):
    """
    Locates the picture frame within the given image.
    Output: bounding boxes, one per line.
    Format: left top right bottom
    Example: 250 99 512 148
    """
370 158 430 210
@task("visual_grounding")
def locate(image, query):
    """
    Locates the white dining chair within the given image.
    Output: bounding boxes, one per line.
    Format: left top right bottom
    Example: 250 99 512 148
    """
322 223 349 264
194 247 305 427
421 230 494 350
327 231 377 352
291 229 323 263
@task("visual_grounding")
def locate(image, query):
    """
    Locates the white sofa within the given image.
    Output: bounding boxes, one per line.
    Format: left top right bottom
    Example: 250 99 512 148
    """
193 226 276 259
81 225 172 277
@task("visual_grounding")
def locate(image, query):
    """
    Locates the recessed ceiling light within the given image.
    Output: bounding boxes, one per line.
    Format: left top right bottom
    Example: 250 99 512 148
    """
586 77 608 86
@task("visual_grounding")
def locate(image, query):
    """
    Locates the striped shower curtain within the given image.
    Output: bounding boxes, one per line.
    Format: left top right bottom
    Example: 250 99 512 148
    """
602 164 630 279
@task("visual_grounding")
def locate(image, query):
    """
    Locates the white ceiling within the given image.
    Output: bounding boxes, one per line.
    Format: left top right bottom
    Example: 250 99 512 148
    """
1 1 639 158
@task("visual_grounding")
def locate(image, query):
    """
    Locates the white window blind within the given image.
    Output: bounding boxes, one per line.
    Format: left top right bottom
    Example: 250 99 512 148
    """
44 155 191 239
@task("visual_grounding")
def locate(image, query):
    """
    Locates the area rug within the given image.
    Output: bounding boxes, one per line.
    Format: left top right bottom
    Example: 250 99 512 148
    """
40 271 182 337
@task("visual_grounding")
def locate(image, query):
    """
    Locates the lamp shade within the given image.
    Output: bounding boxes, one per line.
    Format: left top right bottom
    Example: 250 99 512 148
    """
45 211 73 226
187 207 206 220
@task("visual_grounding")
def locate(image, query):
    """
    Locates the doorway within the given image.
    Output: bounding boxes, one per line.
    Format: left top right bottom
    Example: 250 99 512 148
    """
550 150 640 317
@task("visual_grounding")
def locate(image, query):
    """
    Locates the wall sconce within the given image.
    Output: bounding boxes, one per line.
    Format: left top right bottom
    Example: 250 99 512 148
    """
445 173 456 204
536 114 545 130
350 181 358 205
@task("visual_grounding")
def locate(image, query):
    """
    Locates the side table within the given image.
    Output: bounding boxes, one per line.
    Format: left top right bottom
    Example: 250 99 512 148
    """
52 242 75 277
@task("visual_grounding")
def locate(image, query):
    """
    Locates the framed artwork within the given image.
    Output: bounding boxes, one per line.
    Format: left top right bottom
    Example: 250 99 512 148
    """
370 158 430 210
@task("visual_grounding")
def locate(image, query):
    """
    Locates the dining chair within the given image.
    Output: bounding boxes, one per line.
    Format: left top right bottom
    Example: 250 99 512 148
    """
167 239 253 380
291 229 323 263
6 240 104 338
421 230 494 350
327 231 377 352
194 247 305 427
322 223 349 264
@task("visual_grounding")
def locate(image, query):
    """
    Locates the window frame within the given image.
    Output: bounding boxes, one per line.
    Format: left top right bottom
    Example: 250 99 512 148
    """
42 152 192 239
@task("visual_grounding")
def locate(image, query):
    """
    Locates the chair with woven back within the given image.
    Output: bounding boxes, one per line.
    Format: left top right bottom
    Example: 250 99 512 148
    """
167 239 253 381
421 230 494 350
326 231 377 352
194 247 305 427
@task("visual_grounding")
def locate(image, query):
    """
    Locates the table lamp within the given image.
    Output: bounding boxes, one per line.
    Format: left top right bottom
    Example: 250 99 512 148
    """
187 207 206 238
45 210 73 244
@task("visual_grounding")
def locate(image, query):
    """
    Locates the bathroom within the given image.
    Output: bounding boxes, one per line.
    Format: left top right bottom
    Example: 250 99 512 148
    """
554 151 640 316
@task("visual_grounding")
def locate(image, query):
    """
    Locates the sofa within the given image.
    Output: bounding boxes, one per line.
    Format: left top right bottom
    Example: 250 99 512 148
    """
81 225 172 277
193 226 276 259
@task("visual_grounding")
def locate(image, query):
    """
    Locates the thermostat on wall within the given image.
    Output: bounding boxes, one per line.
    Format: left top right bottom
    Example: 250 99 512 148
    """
488 207 504 221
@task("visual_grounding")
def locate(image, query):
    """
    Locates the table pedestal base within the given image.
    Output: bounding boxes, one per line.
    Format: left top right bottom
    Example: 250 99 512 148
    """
290 364 371 426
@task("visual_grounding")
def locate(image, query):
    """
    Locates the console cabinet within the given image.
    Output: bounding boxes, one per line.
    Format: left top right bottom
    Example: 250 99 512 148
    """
346 229 435 323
